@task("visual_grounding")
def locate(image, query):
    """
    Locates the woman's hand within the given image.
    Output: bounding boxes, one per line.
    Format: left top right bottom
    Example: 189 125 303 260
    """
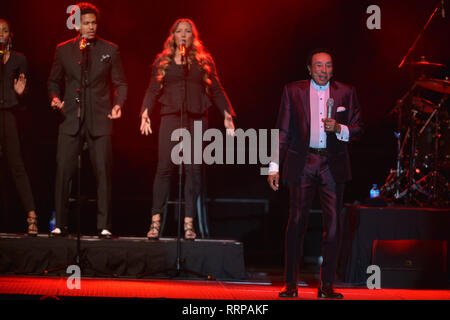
140 108 152 135
224 110 235 136
14 73 27 96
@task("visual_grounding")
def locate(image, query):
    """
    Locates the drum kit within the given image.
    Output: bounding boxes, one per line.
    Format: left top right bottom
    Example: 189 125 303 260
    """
380 57 449 206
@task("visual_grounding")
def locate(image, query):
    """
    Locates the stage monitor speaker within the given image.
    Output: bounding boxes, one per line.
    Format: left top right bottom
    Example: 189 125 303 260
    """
372 240 448 289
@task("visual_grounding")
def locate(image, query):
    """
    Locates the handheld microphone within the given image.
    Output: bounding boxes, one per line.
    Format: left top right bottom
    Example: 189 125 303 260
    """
79 34 88 50
0 39 6 55
327 98 334 119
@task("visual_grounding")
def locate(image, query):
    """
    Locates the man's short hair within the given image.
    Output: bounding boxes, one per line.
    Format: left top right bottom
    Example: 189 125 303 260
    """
76 2 100 19
307 48 334 67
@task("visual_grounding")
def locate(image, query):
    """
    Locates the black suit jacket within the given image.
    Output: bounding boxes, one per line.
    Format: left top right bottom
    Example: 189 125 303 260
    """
48 35 127 136
277 80 363 184
141 58 235 117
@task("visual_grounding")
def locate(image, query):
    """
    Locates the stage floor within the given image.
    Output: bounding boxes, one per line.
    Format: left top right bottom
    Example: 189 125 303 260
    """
1 232 450 304
1 275 450 300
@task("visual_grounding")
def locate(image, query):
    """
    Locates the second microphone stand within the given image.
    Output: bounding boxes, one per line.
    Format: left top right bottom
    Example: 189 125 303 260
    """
139 51 211 280
74 40 89 268
173 53 209 278
43 38 88 275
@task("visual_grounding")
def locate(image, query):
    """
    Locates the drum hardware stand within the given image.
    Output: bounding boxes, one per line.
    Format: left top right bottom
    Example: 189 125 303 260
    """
395 108 432 204
414 95 448 205
381 84 417 198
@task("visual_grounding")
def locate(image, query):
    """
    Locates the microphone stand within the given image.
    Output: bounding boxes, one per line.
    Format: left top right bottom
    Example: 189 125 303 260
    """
75 40 89 269
43 38 88 275
138 52 211 280
0 51 6 219
175 53 187 275
173 53 209 278
0 50 5 158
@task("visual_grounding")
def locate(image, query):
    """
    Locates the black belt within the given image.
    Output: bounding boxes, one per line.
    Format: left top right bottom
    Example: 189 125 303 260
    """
308 148 328 156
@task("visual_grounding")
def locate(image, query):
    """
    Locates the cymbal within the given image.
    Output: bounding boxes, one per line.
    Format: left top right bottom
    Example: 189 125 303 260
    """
412 96 436 113
407 61 446 68
415 79 450 94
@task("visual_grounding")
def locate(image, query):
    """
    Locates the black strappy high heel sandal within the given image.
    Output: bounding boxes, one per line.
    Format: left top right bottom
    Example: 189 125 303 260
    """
27 211 38 237
183 220 196 240
147 214 161 240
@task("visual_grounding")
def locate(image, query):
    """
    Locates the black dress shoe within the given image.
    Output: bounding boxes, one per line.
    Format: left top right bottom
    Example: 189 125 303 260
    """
279 284 298 298
317 283 343 299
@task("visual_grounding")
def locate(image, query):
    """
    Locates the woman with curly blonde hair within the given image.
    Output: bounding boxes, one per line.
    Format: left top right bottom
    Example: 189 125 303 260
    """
140 18 236 240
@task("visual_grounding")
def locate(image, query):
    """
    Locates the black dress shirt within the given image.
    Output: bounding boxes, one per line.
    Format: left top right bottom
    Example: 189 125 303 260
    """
0 51 27 109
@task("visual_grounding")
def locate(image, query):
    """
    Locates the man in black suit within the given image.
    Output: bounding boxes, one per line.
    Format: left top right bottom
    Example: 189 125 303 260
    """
268 49 363 298
48 3 127 238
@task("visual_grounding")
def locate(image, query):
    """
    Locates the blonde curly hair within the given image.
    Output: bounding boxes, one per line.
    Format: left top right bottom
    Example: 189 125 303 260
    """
154 18 213 93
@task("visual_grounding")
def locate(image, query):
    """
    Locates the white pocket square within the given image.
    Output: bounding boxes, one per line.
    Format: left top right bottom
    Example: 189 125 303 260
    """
337 106 346 112
100 54 111 63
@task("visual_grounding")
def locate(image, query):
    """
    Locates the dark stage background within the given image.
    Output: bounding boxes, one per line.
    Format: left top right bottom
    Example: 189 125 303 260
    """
2 0 449 268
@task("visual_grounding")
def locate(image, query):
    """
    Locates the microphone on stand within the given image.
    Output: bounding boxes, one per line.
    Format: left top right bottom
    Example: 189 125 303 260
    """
0 39 6 56
79 34 88 51
180 40 186 64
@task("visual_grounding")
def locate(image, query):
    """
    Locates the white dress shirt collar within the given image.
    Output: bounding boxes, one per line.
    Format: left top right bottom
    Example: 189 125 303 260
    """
310 79 330 91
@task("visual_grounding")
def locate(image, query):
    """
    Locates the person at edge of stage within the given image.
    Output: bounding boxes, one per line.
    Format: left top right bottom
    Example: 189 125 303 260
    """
140 18 236 240
0 18 38 236
48 2 127 239
268 48 363 299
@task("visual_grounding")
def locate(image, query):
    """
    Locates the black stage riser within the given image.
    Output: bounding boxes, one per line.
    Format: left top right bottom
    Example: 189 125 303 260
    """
372 240 448 289
338 205 450 288
0 235 247 280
